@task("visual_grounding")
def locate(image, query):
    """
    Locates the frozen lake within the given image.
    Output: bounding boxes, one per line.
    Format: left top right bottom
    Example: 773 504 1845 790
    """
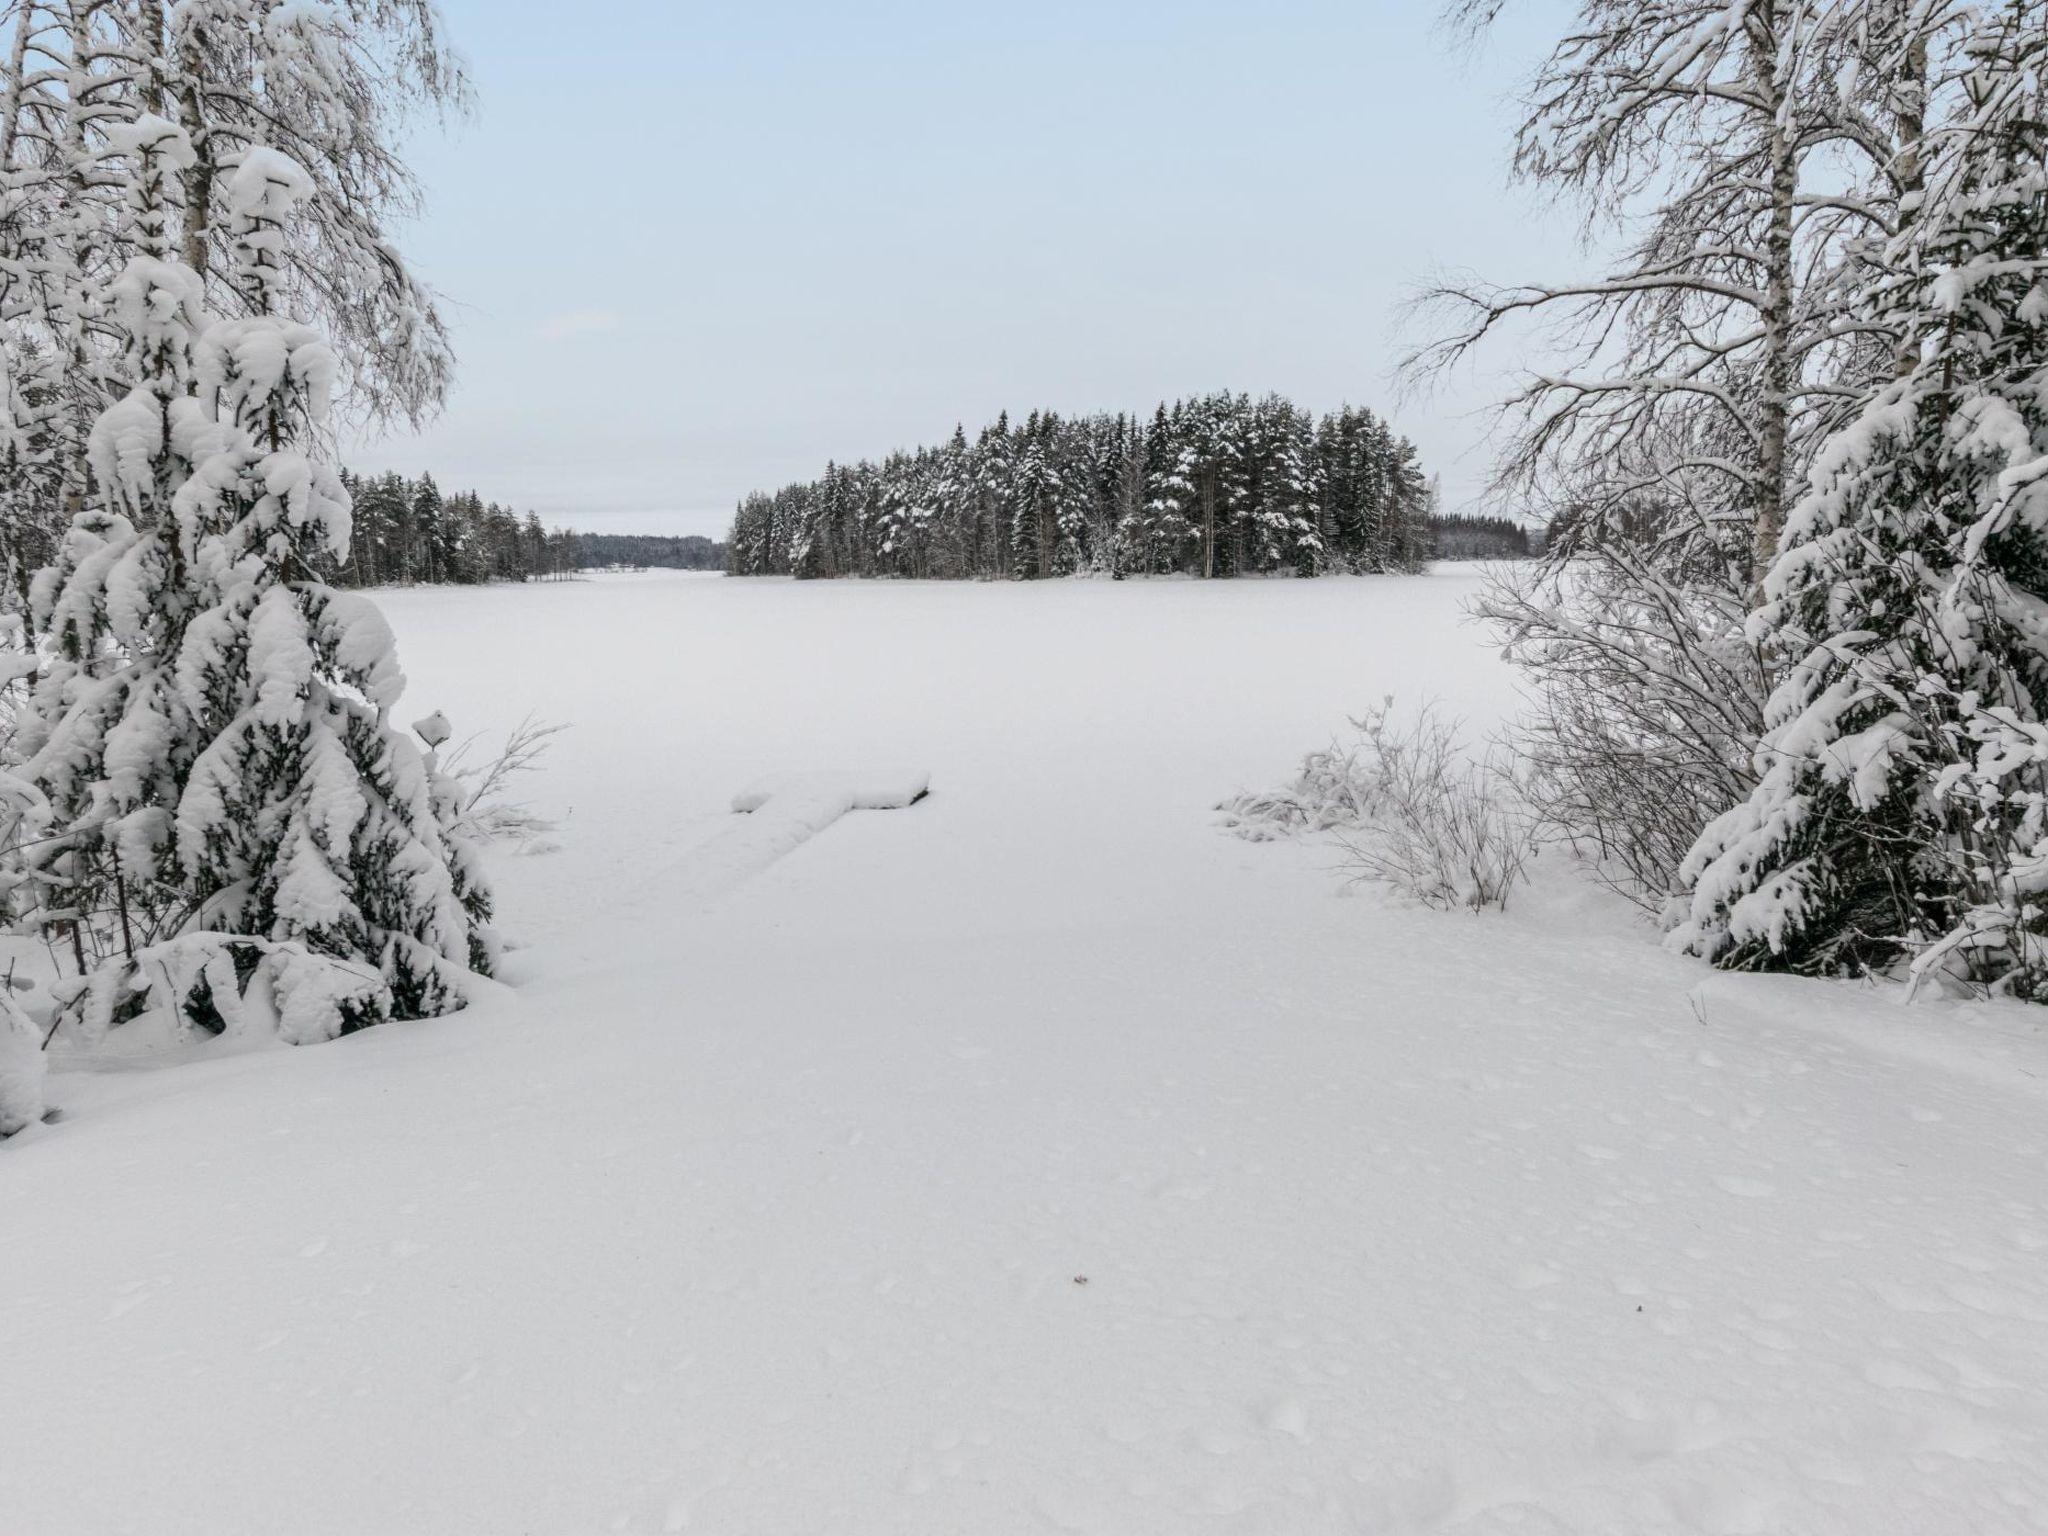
9 570 2048 1534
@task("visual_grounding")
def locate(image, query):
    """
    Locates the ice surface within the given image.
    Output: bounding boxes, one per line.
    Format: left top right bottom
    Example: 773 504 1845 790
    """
7 570 2048 1534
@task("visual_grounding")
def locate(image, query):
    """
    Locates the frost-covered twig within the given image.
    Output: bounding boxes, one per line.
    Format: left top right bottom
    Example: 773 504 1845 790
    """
439 715 566 846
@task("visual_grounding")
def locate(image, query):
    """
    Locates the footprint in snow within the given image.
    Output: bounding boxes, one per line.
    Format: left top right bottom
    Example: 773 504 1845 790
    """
1264 1398 1308 1440
1712 1176 1776 1198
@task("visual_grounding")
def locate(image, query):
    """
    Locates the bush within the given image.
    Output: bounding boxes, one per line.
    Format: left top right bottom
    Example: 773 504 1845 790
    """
1215 740 1378 842
1223 698 1536 911
1474 550 1766 910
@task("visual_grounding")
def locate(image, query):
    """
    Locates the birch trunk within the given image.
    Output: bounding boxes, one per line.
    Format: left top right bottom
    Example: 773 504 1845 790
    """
1749 1 1796 588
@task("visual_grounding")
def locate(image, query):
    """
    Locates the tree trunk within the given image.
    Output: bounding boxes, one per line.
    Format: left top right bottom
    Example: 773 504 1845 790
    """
177 68 213 281
1892 32 1928 379
1200 466 1216 579
0 3 35 170
1749 4 1796 592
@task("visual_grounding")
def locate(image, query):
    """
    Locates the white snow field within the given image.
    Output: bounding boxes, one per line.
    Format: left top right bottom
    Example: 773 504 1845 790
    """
8 569 2048 1536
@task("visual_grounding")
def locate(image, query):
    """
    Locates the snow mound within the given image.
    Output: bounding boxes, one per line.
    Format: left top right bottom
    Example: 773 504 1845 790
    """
669 770 933 900
731 768 930 813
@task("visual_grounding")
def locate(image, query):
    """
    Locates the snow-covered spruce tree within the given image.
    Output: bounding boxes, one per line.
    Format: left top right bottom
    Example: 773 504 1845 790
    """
13 116 215 1021
1671 5 2048 991
18 142 491 1046
933 425 973 578
974 414 1016 578
1251 397 1323 575
1010 414 1067 579
157 147 491 1040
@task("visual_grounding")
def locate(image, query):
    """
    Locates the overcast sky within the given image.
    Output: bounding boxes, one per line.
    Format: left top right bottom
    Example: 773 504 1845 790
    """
348 0 1584 538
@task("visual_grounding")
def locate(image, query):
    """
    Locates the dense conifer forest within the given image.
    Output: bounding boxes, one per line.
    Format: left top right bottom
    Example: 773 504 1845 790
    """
1428 514 1533 560
331 471 577 586
726 392 1433 580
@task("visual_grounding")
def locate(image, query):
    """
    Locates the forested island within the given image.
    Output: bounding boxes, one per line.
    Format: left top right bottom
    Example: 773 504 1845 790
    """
726 392 1438 580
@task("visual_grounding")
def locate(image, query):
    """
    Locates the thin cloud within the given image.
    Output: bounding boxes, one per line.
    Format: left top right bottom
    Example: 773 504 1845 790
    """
538 308 623 340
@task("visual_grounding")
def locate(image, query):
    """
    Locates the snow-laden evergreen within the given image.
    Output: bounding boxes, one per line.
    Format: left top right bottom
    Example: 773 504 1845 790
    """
11 117 215 1013
14 129 491 1048
1671 5 2048 992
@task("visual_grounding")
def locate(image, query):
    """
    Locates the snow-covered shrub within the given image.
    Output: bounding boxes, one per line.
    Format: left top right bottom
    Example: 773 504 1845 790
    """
0 605 31 756
0 765 42 925
1225 698 1536 910
1334 701 1535 912
1217 739 1377 841
0 765 45 1137
0 992 43 1137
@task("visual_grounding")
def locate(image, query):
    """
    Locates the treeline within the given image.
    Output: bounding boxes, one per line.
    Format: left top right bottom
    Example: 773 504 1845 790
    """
331 472 580 586
1429 514 1533 560
575 533 727 570
327 475 731 586
727 392 1432 580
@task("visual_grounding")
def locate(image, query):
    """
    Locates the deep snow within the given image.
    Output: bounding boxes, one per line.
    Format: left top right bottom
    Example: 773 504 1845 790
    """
6 569 2048 1535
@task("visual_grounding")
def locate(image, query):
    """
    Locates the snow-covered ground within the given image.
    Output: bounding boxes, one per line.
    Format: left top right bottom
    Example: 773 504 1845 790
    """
8 569 2048 1534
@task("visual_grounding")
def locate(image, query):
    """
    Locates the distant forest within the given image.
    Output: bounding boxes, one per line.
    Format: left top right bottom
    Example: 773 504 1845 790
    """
575 533 727 571
329 472 726 586
1430 514 1532 560
726 392 1437 580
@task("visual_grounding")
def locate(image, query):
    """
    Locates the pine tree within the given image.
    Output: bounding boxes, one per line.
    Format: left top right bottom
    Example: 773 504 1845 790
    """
1671 4 2048 993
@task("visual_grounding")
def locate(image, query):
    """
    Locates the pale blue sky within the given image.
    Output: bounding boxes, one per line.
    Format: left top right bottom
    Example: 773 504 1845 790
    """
349 0 1583 537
